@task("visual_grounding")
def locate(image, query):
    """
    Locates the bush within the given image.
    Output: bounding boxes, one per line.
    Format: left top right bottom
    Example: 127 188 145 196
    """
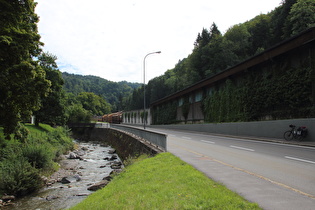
22 143 54 170
0 125 74 196
0 157 42 196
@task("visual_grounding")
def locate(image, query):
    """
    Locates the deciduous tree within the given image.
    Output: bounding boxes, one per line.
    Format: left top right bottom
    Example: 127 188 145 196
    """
34 52 66 126
0 0 50 139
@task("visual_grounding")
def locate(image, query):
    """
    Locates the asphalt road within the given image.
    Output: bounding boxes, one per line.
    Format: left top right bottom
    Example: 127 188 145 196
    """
149 128 315 210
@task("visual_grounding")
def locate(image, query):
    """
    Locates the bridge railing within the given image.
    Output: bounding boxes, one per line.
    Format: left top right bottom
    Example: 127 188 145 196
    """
110 124 167 151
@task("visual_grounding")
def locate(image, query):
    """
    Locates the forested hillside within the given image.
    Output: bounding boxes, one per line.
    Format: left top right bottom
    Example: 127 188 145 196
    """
62 72 141 111
124 0 315 111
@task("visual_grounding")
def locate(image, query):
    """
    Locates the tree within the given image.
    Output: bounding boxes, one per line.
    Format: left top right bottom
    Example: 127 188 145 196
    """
77 92 111 116
288 0 315 36
34 52 67 126
0 0 50 139
225 24 251 61
66 104 91 123
190 23 223 81
246 14 272 55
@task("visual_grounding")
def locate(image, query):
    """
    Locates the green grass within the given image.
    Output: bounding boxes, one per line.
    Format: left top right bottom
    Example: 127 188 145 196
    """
24 123 55 133
70 153 261 210
0 123 54 142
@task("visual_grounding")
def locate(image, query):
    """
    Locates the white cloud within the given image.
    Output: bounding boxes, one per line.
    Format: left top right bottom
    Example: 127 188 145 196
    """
35 0 282 83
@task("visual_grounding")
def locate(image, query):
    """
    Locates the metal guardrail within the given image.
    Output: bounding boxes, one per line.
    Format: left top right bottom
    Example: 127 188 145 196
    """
110 124 167 151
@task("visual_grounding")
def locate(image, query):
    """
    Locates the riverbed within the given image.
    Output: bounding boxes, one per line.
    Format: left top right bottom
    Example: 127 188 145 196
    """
6 141 122 210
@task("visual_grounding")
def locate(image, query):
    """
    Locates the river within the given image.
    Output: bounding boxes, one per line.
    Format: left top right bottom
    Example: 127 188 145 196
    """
5 141 122 210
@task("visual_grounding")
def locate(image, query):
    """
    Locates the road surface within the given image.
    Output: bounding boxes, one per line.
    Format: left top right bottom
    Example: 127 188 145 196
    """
149 128 315 210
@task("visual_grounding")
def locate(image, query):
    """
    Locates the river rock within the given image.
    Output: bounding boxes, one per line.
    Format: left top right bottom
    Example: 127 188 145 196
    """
75 150 85 156
81 146 88 151
103 154 117 161
110 161 122 169
108 149 116 154
1 195 15 202
109 154 118 160
61 174 81 184
46 195 59 201
87 180 109 191
68 152 78 159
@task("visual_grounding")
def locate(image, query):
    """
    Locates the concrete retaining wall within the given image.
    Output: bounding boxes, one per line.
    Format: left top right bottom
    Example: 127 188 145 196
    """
151 118 315 142
71 127 162 161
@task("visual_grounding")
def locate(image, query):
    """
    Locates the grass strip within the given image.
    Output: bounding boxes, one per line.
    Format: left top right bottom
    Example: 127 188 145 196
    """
70 152 260 209
24 123 55 133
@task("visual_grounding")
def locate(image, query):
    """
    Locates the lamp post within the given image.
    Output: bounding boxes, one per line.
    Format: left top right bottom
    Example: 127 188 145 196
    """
143 51 161 129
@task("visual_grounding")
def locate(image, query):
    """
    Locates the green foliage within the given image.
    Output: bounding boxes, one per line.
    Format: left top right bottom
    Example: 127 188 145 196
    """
204 80 246 123
203 66 313 123
77 92 111 116
21 143 54 170
0 157 42 196
152 101 177 125
0 0 51 139
62 73 141 112
0 125 74 196
288 0 315 36
181 97 190 122
34 52 67 126
66 104 91 123
13 123 30 143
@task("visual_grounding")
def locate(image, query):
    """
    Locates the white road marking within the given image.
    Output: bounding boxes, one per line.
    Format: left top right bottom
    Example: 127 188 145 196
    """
230 145 255 152
182 136 191 140
285 156 315 164
201 140 215 144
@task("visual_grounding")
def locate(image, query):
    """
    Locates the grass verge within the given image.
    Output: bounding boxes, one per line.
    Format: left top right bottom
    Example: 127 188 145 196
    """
70 153 261 210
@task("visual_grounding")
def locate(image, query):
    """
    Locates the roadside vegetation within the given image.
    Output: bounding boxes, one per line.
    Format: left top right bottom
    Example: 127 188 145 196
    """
0 124 74 197
71 153 260 210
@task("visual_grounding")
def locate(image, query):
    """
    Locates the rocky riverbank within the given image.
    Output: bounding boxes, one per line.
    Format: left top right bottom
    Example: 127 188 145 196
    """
1 141 123 210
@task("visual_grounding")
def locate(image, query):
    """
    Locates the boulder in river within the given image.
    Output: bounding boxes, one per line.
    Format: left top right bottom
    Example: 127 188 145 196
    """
60 174 81 184
108 149 116 154
110 161 122 169
87 180 109 191
103 154 117 161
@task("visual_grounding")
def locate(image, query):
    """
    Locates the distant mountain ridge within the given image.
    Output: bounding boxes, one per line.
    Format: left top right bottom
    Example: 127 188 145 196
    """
62 72 141 111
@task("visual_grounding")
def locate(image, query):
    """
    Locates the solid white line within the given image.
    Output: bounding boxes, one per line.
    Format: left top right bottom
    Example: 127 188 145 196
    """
230 145 255 152
285 156 315 164
201 140 215 144
182 136 191 140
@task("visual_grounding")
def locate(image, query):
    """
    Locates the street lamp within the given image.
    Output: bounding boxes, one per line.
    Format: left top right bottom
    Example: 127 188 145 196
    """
143 51 161 129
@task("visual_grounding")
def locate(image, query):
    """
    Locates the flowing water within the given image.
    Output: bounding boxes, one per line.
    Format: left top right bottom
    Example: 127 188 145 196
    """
6 141 122 210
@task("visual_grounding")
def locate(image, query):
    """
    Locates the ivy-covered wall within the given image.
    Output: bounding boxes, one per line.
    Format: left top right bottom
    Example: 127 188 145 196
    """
152 101 177 125
203 48 315 122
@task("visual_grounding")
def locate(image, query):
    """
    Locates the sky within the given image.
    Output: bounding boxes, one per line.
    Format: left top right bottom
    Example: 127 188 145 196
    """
35 0 282 83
